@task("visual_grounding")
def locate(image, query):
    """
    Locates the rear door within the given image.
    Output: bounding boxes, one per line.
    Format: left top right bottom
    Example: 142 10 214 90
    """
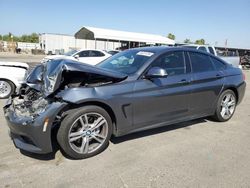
188 52 225 116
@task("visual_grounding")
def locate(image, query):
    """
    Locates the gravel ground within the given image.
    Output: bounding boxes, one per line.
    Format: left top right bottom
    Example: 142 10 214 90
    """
0 54 250 188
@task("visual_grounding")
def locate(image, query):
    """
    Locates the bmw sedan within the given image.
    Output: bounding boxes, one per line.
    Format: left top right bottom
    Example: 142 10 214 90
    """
4 47 246 159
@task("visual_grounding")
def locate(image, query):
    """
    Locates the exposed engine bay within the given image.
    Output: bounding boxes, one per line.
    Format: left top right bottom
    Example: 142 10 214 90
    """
12 86 48 117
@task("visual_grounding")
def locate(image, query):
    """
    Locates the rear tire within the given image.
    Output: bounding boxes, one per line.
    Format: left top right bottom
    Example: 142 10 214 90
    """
212 90 236 122
0 79 15 99
57 105 112 159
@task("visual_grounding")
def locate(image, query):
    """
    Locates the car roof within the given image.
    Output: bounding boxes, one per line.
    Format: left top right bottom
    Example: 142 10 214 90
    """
78 49 108 52
125 46 211 55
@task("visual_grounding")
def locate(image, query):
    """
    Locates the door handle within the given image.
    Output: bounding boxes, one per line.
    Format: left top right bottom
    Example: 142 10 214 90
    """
216 74 223 79
178 79 190 85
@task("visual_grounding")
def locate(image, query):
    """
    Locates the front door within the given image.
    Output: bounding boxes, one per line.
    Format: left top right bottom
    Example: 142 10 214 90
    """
133 51 192 128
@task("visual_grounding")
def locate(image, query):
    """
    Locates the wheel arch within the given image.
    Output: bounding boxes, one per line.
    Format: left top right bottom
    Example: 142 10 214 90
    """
223 87 239 104
56 100 118 135
0 78 16 98
0 78 16 88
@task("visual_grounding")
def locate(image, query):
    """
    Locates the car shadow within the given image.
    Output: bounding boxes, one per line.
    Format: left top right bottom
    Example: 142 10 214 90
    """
20 150 57 160
19 142 60 161
19 118 208 160
111 118 208 144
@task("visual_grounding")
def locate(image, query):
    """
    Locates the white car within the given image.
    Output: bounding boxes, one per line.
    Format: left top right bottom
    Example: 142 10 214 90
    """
182 44 241 69
43 49 111 65
0 62 29 99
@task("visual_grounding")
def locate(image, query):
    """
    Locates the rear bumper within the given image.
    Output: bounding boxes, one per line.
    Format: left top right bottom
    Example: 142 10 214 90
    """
4 100 67 154
237 81 246 105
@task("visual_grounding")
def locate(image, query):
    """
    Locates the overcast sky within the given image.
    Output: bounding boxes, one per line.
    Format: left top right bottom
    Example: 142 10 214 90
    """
0 0 249 48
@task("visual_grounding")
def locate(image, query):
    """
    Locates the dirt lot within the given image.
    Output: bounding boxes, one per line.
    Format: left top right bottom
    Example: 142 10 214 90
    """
0 54 250 187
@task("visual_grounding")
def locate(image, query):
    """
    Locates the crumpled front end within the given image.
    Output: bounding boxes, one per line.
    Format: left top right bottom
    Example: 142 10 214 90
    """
3 59 127 154
4 88 67 154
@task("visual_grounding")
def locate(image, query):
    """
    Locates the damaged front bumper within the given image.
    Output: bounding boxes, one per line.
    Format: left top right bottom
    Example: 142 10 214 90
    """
4 99 67 154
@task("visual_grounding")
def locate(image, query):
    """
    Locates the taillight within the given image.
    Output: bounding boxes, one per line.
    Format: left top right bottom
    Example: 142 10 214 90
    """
243 72 246 81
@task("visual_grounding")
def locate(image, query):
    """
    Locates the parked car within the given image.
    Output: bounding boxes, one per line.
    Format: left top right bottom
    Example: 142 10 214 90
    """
4 47 246 159
0 62 29 99
42 49 111 65
182 44 241 69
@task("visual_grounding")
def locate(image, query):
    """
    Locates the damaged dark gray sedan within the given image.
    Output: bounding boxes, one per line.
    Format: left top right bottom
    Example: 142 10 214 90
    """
4 47 246 159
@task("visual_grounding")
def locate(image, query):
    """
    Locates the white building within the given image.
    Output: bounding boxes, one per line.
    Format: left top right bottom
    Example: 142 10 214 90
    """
39 26 175 54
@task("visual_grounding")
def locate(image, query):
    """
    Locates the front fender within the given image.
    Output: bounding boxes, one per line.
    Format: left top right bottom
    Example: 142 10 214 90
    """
56 87 109 104
56 87 133 136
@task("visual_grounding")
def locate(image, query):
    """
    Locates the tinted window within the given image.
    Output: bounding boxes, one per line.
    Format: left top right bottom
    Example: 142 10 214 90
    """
198 47 207 52
151 51 186 76
77 50 90 57
208 47 215 55
89 50 105 57
189 52 214 73
210 57 226 70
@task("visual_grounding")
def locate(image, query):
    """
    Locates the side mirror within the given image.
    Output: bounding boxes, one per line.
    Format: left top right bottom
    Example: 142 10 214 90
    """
74 54 79 59
145 67 168 79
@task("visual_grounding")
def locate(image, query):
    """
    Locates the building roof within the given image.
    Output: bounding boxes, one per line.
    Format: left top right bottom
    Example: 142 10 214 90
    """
75 26 175 45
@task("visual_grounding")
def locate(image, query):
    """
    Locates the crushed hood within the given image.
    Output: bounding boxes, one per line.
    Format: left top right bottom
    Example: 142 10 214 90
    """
26 59 127 96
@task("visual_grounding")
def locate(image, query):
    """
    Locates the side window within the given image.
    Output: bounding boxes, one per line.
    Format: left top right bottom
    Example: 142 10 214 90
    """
210 57 226 70
78 50 90 57
208 47 215 55
198 47 207 52
189 52 215 73
151 51 186 76
89 50 105 57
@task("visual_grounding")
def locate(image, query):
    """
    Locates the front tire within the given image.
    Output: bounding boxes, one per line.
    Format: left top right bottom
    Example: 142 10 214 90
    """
212 90 237 122
57 105 112 159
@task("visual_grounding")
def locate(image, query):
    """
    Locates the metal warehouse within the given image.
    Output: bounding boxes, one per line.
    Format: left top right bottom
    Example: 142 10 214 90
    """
39 26 175 54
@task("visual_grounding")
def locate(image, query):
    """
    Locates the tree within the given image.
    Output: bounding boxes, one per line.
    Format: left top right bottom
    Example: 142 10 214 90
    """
167 33 176 40
30 33 39 43
184 39 192 44
0 33 39 43
195 39 205 45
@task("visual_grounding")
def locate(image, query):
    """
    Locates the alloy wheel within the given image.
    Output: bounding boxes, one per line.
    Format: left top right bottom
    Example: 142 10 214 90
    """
68 113 108 154
220 93 236 120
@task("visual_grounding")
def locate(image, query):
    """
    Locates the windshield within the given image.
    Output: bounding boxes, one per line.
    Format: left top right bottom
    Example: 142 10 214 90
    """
64 50 78 56
97 49 154 75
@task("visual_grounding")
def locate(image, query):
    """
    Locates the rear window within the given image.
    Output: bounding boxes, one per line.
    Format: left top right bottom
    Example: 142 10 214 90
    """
189 52 215 73
210 57 226 70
